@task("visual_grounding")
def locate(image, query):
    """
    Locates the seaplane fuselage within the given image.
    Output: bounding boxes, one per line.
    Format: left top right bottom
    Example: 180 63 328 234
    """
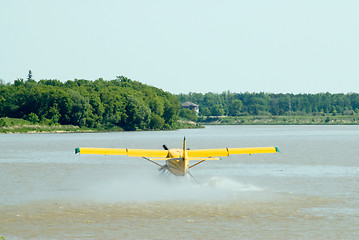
164 149 190 176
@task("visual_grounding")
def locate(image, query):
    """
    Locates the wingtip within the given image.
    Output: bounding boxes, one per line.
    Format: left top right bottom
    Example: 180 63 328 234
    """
275 147 280 153
75 147 80 154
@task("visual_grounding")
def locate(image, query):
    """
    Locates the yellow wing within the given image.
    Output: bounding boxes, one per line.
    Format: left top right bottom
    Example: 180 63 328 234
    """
75 147 169 158
187 147 279 158
75 146 279 159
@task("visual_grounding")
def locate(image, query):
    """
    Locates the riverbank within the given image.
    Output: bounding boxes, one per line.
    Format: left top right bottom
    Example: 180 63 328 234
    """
2 114 359 134
0 117 202 134
198 114 359 125
0 118 89 134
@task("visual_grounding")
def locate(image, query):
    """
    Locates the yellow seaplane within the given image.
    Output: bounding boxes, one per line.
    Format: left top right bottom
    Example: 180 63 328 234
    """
75 138 279 180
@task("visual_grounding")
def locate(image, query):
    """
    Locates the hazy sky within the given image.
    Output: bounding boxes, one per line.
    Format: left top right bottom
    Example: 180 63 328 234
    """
1 0 358 94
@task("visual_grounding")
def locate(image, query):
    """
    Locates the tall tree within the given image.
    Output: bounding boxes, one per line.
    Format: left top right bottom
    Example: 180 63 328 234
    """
27 70 33 81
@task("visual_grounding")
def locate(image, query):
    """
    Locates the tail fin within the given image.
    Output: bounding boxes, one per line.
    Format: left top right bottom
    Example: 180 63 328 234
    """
183 137 186 159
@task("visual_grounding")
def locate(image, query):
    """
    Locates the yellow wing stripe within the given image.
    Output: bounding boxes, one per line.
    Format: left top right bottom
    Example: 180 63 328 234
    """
76 147 168 158
187 149 229 158
127 149 168 158
187 147 278 158
76 147 127 155
228 147 278 155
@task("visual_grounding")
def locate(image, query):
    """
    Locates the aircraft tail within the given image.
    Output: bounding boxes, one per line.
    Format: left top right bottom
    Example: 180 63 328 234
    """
183 137 186 159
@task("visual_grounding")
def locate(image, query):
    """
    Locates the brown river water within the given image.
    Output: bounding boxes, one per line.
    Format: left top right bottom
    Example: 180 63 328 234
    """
1 125 358 239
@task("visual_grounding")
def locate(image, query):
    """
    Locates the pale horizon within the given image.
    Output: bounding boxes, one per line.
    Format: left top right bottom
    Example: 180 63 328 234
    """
1 0 358 94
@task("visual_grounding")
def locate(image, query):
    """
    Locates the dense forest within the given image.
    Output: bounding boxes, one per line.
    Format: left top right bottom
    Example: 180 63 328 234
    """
2 75 359 132
177 92 359 117
0 76 179 130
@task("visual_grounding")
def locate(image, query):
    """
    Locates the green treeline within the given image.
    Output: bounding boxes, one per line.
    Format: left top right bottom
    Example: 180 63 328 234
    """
0 77 179 130
2 76 359 131
177 92 359 116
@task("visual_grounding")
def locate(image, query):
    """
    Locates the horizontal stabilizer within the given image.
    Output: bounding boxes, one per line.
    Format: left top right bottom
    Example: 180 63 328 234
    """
187 157 221 161
145 157 221 161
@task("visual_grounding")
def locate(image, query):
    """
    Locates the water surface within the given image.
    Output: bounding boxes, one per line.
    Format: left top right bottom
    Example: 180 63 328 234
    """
1 125 358 239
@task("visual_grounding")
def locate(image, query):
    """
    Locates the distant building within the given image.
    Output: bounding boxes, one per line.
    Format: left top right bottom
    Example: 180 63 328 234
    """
180 102 199 114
